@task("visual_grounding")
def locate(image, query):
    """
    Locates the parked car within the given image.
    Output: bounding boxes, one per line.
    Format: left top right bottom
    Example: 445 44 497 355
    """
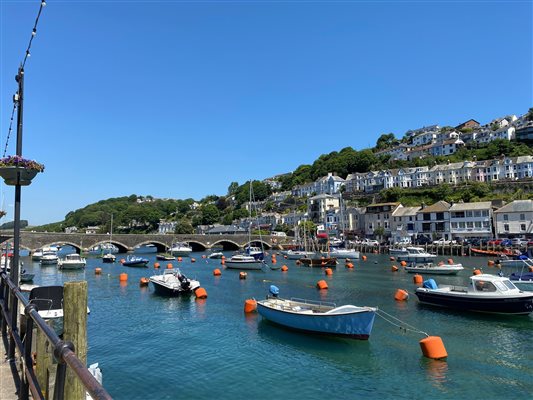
511 238 528 247
362 239 379 246
414 235 432 245
433 238 457 245
500 239 512 247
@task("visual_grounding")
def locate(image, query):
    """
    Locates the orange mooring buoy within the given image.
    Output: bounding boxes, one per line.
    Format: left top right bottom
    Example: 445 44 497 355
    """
139 277 149 286
413 274 423 284
346 263 354 269
244 299 257 313
362 255 367 261
316 280 328 290
119 273 128 282
473 269 482 275
447 258 454 265
487 260 495 267
391 265 398 272
400 260 407 267
166 263 173 269
154 262 160 269
394 289 409 301
191 258 196 263
177 257 183 262
95 267 102 275
213 268 221 276
281 265 288 272
239 272 247 279
195 287 208 299
419 336 448 359
325 268 333 276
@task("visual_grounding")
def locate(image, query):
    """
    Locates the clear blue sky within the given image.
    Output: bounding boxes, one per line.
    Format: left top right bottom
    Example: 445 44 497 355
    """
1 0 532 226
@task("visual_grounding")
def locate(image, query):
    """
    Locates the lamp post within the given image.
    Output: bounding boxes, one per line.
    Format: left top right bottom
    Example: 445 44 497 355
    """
8 66 25 360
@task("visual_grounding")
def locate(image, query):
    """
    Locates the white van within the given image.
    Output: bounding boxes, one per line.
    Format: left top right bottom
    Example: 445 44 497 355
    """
271 231 287 237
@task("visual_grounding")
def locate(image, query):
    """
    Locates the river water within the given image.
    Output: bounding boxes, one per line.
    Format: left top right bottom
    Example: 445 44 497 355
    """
20 249 532 399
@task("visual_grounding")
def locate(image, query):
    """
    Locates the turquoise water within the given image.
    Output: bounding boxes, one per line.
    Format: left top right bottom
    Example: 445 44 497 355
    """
22 250 533 399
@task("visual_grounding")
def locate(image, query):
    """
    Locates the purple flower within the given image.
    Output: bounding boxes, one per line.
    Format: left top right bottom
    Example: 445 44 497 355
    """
0 155 44 172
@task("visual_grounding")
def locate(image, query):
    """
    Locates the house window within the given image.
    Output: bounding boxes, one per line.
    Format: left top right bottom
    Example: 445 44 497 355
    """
482 210 489 217
451 222 458 229
503 214 508 221
466 211 473 218
520 214 525 221
475 221 482 228
504 224 509 232
483 221 490 228
467 221 474 228
436 212 444 220
459 222 465 228
369 223 373 230
521 224 526 231
423 214 431 221
474 211 481 218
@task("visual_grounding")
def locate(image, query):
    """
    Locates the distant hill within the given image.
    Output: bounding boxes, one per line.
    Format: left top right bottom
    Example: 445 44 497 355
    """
0 220 28 230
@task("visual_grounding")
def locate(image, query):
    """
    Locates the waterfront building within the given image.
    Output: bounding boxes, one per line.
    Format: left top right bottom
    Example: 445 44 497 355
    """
449 201 493 240
343 207 365 237
315 173 346 195
307 194 340 224
500 156 533 179
515 123 533 145
158 220 177 234
364 202 401 240
391 206 421 244
281 211 307 227
374 144 411 161
493 200 533 238
416 201 452 241
429 137 465 157
205 225 247 235
455 119 480 131
85 226 99 234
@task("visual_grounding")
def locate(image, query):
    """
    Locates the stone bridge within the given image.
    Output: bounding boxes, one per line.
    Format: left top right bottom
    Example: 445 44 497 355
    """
0 232 276 254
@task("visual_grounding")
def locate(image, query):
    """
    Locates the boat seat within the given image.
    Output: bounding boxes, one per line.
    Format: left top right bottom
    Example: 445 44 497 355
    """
29 285 63 311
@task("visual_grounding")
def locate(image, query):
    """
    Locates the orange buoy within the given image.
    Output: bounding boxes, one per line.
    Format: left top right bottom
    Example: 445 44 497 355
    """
154 262 160 269
346 263 354 269
221 255 226 259
394 289 409 301
391 265 398 272
389 256 395 261
284 255 287 259
413 274 423 284
119 272 128 282
325 268 333 276
139 277 149 286
191 258 196 263
419 336 448 359
213 268 222 276
281 265 288 272
272 259 277 264
120 258 125 264
362 255 367 261
487 260 495 267
166 263 173 269
195 287 208 299
473 269 482 275
447 258 453 265
244 299 257 313
400 260 407 267
239 271 247 279
177 257 183 262
316 280 328 290
95 267 102 275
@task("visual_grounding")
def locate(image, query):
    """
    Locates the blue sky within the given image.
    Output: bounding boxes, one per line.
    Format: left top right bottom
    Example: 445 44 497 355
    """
1 0 531 226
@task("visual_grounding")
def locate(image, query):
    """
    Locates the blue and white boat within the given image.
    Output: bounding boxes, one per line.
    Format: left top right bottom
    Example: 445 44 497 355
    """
122 255 149 268
256 286 377 339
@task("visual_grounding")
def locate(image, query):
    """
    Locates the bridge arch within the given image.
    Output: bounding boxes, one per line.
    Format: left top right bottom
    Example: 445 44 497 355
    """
187 241 208 252
209 240 240 251
133 240 169 253
245 240 272 250
86 241 130 254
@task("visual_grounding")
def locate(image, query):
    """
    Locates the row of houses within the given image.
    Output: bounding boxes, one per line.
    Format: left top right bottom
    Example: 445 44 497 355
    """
275 198 533 244
288 155 533 197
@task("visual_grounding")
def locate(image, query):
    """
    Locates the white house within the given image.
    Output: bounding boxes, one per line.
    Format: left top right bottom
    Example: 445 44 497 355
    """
449 201 493 240
416 201 452 240
344 207 365 236
493 200 533 238
307 194 340 224
391 206 421 243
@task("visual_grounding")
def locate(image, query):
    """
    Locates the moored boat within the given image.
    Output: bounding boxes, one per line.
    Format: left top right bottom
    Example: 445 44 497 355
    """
40 251 59 265
170 242 193 256
149 269 200 296
299 257 338 267
207 252 224 259
102 253 116 263
156 253 176 261
225 254 264 270
285 250 315 260
257 286 377 339
415 274 533 315
396 247 436 263
328 248 360 259
405 262 464 275
58 253 87 270
122 255 149 268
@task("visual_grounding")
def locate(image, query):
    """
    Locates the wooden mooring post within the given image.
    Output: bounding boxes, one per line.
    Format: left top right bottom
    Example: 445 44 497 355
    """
64 281 88 400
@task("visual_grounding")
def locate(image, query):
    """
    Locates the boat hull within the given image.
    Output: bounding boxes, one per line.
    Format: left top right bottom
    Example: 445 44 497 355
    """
257 302 376 339
404 264 463 275
225 260 264 270
58 263 86 270
123 261 149 267
150 281 197 296
397 255 436 263
328 250 360 259
299 258 338 267
415 289 533 315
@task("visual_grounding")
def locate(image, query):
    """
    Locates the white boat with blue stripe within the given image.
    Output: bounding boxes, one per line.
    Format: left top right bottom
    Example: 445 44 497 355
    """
257 286 377 339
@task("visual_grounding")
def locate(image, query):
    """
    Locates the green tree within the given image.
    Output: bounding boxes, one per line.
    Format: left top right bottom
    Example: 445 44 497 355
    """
375 133 398 150
227 182 239 196
174 219 193 234
200 204 220 225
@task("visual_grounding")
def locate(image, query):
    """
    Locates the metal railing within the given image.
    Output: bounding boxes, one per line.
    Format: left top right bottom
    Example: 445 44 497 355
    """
0 270 112 400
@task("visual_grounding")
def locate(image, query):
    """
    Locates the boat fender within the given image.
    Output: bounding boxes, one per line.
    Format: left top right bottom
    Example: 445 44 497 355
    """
269 285 279 297
422 279 438 290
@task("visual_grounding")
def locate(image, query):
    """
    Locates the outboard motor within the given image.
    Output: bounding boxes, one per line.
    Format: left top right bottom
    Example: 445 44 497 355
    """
269 285 279 298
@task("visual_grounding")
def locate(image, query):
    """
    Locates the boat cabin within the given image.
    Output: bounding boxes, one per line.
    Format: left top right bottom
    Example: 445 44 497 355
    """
470 274 520 293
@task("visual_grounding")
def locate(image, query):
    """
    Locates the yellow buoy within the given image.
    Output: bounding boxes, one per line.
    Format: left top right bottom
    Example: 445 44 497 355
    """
244 299 257 313
419 336 448 359
394 289 409 301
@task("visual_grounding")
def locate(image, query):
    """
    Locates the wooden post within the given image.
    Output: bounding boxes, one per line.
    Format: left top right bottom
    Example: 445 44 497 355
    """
63 281 88 400
35 320 54 399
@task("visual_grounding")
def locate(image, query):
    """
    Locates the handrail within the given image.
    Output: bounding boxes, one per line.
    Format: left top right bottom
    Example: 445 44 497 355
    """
0 270 112 400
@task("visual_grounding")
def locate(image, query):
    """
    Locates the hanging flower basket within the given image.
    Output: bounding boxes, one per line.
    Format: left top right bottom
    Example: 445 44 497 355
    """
0 156 44 186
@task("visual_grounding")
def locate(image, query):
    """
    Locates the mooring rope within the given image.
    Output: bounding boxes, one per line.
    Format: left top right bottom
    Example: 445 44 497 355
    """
375 308 429 337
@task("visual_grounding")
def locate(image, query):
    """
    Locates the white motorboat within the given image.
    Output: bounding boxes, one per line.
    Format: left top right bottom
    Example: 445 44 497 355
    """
285 250 315 260
207 252 224 259
496 254 533 269
40 251 59 265
149 269 201 296
225 254 264 270
328 248 360 259
396 247 436 263
415 274 533 315
405 262 463 275
389 247 407 256
58 253 87 270
102 253 116 263
170 242 193 256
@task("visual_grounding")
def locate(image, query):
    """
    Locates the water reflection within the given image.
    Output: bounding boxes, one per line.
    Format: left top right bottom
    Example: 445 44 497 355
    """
420 358 449 390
